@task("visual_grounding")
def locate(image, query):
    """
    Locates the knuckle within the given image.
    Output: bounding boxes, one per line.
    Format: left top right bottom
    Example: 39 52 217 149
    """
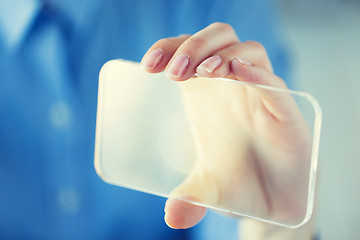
155 36 183 47
210 22 234 32
246 41 267 54
178 34 191 39
185 36 207 50
243 41 273 71
155 38 169 45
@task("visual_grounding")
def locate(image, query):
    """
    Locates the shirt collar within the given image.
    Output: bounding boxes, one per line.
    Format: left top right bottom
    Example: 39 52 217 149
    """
0 0 102 52
43 0 103 33
0 0 41 51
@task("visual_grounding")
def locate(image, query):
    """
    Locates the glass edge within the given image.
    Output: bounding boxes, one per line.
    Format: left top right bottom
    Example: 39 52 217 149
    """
94 59 323 229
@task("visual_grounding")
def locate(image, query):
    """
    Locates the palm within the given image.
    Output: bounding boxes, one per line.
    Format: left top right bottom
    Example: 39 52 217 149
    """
177 76 312 225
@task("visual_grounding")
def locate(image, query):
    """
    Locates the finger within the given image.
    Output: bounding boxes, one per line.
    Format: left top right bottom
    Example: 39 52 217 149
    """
230 57 303 123
195 41 273 78
164 198 207 229
141 34 191 73
165 22 240 81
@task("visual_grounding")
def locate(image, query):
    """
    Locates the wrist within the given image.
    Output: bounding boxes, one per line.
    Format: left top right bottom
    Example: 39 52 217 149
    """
238 218 314 240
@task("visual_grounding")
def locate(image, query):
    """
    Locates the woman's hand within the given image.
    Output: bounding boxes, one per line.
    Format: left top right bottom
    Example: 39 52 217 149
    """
141 22 314 239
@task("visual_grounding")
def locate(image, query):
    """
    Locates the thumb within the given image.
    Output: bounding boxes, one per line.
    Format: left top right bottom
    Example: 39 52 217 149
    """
164 165 220 229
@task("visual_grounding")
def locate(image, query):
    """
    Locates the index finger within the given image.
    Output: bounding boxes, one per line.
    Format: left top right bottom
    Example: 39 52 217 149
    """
164 22 240 81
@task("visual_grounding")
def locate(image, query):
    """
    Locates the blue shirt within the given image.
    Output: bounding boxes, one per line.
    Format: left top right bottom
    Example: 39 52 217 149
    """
0 0 289 239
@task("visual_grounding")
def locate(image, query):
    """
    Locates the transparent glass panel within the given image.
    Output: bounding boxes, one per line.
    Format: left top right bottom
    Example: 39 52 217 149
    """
94 59 322 228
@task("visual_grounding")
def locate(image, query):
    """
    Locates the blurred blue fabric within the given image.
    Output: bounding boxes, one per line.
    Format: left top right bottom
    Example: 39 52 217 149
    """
0 0 289 239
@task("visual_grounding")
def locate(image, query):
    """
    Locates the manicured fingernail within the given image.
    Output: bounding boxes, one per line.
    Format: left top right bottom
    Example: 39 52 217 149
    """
196 55 222 73
142 49 163 70
166 54 190 78
233 57 253 66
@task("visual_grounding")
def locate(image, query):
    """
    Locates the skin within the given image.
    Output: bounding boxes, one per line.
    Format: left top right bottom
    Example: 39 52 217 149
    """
141 22 314 239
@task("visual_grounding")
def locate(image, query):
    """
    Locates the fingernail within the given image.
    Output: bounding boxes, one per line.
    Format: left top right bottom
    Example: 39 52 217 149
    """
164 213 176 229
142 49 163 70
164 200 169 213
166 54 190 78
233 57 253 66
196 55 222 73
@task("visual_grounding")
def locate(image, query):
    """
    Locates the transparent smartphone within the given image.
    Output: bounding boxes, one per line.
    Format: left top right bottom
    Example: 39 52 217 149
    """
94 59 322 228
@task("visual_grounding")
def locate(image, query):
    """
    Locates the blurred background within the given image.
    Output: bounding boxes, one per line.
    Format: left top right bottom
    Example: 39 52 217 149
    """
277 0 360 238
1 0 359 239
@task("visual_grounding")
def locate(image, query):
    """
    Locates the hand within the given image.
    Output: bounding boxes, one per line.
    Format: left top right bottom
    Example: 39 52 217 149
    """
141 23 313 239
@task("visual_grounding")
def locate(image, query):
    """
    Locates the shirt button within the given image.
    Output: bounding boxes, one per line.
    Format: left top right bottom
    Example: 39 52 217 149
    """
57 187 81 214
49 100 71 128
